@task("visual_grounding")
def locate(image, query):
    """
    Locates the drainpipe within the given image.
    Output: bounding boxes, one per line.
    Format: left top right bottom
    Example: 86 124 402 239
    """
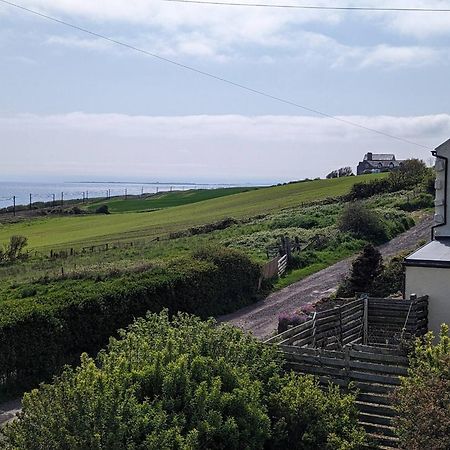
431 150 448 240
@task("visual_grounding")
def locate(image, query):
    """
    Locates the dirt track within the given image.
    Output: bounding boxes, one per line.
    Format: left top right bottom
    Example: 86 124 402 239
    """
220 214 433 340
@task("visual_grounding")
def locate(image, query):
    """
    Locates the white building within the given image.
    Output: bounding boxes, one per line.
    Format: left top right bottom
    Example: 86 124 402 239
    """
404 138 450 335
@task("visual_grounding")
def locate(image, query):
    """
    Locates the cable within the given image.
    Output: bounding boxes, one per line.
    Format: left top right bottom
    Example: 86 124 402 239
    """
162 0 450 12
0 0 431 150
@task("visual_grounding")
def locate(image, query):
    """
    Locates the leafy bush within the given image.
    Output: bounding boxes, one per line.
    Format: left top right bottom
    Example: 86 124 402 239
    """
0 235 28 264
394 325 450 450
95 204 110 214
371 253 406 297
278 311 307 333
397 193 434 212
268 374 366 450
3 311 366 450
338 202 388 244
0 248 261 397
336 244 383 298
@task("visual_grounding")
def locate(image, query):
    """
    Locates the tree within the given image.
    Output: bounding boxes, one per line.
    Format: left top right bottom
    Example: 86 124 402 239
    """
337 244 384 297
3 311 366 450
389 159 428 191
394 325 450 450
326 167 354 179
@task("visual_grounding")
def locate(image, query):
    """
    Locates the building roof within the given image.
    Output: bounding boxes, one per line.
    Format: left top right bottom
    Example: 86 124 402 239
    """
404 238 450 268
364 153 396 161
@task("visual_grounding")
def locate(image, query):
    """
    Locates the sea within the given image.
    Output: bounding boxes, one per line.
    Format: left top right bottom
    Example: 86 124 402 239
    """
0 181 245 209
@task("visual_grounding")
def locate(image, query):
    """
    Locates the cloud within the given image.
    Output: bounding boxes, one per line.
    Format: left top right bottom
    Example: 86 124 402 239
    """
0 112 448 182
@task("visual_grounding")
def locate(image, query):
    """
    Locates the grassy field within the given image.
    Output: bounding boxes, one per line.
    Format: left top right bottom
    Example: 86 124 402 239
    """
0 175 382 251
87 187 260 213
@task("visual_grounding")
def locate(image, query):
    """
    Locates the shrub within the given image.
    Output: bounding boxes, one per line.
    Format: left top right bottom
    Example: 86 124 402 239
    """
394 325 450 450
338 202 387 244
336 244 383 298
371 253 406 297
2 311 366 449
0 248 261 397
347 178 391 201
0 235 28 264
95 204 110 214
278 311 307 333
268 374 366 450
397 193 434 212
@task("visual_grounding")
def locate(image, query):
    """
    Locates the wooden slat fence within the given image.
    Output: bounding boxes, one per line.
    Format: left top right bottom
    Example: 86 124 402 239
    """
367 296 428 347
266 296 428 349
266 295 429 448
278 343 408 448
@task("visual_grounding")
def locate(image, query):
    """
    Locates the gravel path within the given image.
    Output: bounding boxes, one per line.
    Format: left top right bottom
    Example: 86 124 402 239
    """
220 214 433 340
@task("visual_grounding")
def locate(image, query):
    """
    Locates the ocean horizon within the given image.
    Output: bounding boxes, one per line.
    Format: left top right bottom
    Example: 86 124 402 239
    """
0 180 257 209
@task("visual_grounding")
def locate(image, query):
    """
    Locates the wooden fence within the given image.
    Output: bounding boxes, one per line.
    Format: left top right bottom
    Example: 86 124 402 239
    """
266 295 429 448
278 343 408 448
266 295 428 350
260 254 289 281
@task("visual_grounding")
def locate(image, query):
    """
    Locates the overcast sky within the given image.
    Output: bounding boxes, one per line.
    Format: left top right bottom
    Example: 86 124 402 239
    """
1 0 449 183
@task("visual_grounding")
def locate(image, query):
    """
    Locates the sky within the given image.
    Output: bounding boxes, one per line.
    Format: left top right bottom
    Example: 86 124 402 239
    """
0 0 450 183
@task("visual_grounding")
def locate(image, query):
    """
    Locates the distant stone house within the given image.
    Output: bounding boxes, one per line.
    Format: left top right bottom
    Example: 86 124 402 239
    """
356 152 402 175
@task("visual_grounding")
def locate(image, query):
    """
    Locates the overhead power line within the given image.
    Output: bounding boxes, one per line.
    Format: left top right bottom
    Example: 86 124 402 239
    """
162 0 450 12
0 0 431 150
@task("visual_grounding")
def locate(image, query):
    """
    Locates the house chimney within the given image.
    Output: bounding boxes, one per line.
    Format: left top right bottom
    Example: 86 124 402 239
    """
367 152 373 161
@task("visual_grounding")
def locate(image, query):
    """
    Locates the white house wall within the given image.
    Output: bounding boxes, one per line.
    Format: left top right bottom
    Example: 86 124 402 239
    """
405 265 450 336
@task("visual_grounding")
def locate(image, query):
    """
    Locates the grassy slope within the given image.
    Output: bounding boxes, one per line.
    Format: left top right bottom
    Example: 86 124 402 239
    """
0 175 382 250
88 187 259 213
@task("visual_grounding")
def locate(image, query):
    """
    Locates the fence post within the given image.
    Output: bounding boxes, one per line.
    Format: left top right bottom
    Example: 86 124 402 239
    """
344 344 351 388
363 296 369 345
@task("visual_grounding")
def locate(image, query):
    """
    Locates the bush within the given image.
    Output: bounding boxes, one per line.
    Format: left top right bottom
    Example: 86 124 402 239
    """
95 204 110 214
371 253 406 297
394 325 450 450
338 202 387 244
0 235 28 264
278 311 307 333
397 193 434 212
2 311 366 449
0 248 261 397
336 244 383 298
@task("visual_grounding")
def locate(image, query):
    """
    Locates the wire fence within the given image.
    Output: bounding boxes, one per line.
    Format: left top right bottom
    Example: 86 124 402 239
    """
0 183 242 216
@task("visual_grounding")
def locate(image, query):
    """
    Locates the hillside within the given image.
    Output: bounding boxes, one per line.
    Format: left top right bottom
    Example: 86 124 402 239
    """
87 187 259 213
0 175 382 250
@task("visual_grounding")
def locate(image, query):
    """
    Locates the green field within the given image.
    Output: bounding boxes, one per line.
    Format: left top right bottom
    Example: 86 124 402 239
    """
0 175 382 250
88 187 260 213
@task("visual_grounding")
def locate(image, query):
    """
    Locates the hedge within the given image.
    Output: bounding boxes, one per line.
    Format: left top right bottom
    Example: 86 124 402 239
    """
0 248 261 399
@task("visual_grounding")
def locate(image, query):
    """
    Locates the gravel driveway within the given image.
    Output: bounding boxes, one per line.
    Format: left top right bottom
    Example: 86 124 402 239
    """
220 214 433 340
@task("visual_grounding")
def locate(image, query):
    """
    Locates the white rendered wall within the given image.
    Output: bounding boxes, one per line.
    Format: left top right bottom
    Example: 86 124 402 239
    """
434 140 450 237
405 266 450 335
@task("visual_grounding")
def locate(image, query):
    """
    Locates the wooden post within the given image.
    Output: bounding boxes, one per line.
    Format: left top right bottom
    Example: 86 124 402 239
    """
29 193 32 210
344 344 351 388
285 236 292 263
363 296 369 345
12 196 15 216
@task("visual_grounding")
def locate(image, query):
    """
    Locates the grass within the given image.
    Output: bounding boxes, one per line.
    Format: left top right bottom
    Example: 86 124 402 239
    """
87 187 260 213
273 246 365 290
0 175 383 251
